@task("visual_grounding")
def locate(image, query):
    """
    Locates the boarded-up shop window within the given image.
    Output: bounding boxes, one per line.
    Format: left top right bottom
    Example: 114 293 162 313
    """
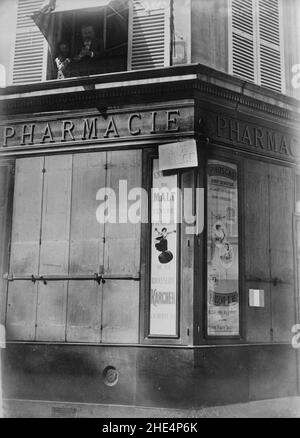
149 159 179 337
206 160 239 337
6 150 141 343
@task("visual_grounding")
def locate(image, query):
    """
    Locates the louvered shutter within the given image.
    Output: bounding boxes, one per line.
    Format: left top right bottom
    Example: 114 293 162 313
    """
128 0 171 70
258 0 282 92
13 0 47 85
231 0 283 92
231 0 256 83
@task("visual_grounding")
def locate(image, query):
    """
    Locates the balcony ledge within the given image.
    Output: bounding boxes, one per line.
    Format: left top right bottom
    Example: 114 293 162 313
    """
0 64 299 121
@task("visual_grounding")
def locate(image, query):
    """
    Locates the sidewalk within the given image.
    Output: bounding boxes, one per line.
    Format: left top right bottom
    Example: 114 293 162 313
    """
3 397 300 418
133 397 300 418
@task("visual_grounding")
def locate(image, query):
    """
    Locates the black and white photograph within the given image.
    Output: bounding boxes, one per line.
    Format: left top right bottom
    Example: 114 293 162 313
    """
0 0 299 421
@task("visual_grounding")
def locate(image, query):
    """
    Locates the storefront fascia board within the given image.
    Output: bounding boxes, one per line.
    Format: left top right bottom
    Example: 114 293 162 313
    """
0 99 299 163
195 104 300 165
0 63 299 161
0 102 195 156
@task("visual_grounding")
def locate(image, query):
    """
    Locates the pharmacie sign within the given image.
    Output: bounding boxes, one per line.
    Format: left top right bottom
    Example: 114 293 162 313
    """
0 108 193 150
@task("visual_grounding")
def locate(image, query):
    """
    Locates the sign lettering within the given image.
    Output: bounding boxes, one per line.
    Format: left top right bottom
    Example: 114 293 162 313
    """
0 109 188 150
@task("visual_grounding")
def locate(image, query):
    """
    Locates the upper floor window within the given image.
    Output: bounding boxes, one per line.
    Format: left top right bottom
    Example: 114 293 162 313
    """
230 0 284 93
12 0 175 84
45 1 129 79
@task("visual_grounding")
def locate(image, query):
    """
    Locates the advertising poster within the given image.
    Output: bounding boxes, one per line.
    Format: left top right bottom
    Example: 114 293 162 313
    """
150 159 178 336
207 160 239 336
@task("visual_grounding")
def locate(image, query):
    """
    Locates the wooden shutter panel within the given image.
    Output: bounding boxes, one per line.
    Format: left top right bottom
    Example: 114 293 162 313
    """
269 165 294 342
101 150 141 343
67 152 106 343
231 0 255 82
13 0 47 85
0 162 14 326
258 0 282 92
128 0 171 70
244 160 271 342
36 155 72 341
6 157 44 340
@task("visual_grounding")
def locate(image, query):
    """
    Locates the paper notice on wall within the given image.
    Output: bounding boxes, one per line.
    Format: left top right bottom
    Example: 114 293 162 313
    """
159 140 198 171
207 161 239 336
150 159 178 336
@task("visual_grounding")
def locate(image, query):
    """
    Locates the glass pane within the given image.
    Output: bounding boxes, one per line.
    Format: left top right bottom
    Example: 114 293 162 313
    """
149 159 178 337
207 160 239 336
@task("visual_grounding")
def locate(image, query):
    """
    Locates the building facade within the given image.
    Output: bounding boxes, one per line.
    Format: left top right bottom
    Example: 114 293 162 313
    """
0 0 300 417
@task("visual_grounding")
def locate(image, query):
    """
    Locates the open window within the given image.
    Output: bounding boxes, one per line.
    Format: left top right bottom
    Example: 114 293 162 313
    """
33 0 129 79
30 0 173 81
13 0 188 84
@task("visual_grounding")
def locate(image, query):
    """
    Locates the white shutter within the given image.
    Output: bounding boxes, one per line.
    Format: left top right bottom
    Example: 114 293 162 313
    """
13 0 47 85
128 0 171 70
231 0 255 83
230 0 283 92
258 0 283 92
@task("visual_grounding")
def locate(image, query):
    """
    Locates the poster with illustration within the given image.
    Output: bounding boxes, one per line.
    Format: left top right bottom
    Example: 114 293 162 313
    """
150 159 178 336
207 160 239 336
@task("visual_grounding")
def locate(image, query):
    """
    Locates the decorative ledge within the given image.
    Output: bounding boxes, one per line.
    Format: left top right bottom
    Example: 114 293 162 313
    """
0 64 299 124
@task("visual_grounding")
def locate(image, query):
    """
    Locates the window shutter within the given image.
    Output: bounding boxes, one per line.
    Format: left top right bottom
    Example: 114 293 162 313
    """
258 0 282 92
231 0 283 92
13 0 47 85
231 0 255 83
128 0 171 70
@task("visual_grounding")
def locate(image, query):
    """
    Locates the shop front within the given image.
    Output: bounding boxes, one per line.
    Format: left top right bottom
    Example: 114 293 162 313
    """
0 64 299 416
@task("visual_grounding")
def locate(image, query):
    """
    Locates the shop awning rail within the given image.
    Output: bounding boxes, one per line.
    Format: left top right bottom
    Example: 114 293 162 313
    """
3 273 140 285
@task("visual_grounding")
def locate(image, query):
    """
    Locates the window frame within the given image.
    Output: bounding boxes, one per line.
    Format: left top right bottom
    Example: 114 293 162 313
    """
141 148 192 346
46 4 129 80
